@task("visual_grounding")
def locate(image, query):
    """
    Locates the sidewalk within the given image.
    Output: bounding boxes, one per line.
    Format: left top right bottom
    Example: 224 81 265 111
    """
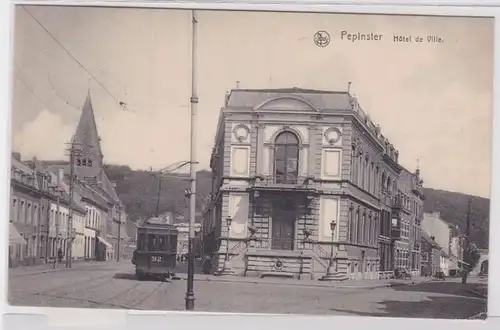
174 273 432 290
8 259 118 276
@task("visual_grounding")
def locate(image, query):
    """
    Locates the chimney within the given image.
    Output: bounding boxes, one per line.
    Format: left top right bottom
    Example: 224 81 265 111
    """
12 152 21 161
57 168 64 186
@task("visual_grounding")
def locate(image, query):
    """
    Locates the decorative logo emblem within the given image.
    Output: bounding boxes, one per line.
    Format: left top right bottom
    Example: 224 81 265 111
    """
314 31 330 47
232 124 250 142
273 259 284 272
324 127 342 144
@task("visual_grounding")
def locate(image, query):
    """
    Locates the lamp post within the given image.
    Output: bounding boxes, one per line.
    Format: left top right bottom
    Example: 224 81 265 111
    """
185 9 198 311
320 220 339 281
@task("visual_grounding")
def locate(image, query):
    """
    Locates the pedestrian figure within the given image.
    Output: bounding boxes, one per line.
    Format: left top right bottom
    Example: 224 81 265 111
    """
57 247 63 266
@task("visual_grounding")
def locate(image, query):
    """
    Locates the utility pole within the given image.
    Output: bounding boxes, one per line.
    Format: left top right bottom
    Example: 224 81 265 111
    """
462 198 472 284
66 141 77 268
117 215 121 262
185 9 198 311
156 178 162 217
55 172 61 268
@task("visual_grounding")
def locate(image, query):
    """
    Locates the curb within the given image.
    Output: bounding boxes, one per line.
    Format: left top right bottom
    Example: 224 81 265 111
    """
175 276 432 290
10 263 114 277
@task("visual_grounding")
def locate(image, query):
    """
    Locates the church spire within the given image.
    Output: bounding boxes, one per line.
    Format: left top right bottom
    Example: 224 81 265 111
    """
73 90 103 179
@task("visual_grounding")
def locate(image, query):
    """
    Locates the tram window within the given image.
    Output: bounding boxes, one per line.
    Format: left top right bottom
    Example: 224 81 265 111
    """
170 234 178 252
138 234 146 250
158 236 169 251
147 235 158 251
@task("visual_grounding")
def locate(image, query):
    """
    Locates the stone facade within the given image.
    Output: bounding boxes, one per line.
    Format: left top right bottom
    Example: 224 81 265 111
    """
203 88 425 280
9 154 87 267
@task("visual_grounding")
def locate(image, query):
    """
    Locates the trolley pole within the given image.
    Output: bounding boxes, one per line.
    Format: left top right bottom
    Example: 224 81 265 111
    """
185 9 198 311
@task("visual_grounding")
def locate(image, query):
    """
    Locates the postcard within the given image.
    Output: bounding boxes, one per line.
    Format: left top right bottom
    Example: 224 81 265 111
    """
7 4 491 320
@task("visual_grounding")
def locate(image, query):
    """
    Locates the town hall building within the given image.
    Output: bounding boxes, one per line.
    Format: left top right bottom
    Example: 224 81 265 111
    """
202 87 425 280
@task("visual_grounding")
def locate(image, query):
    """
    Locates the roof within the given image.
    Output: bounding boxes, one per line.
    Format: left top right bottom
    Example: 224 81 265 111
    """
44 162 121 210
226 87 352 111
11 156 36 176
45 171 87 214
74 91 103 159
421 231 441 248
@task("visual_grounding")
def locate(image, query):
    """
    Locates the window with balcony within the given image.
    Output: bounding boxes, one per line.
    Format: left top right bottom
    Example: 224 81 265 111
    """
274 131 299 184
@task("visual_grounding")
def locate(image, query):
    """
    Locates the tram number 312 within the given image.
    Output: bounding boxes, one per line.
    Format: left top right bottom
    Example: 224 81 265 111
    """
151 256 162 263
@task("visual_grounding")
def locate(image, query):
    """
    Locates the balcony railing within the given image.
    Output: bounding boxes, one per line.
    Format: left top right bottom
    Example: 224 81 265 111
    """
249 175 316 191
391 196 411 214
391 226 401 240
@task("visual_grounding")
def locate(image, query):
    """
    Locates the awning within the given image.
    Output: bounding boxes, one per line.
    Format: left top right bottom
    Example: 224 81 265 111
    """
10 223 27 245
97 236 113 250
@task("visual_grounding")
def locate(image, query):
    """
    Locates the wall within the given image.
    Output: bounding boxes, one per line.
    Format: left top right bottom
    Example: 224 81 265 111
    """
422 213 451 255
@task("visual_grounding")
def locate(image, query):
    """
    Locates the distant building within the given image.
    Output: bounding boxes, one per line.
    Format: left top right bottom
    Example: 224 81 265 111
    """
420 232 441 276
421 212 467 275
389 168 425 277
36 92 126 262
9 153 52 267
203 88 425 280
421 212 452 255
9 153 86 266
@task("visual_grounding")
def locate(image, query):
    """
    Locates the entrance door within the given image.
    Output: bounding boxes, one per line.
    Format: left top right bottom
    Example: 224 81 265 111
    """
271 199 295 250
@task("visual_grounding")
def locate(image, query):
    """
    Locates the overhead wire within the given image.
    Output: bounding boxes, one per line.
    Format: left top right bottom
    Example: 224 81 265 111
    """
21 5 133 112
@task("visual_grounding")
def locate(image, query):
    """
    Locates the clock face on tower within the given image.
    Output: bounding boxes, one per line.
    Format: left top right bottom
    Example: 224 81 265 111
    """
324 127 342 144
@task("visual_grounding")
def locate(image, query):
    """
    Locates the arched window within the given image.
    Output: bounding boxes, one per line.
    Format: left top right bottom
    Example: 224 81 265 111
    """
82 159 87 166
88 159 93 167
274 131 299 184
76 158 81 166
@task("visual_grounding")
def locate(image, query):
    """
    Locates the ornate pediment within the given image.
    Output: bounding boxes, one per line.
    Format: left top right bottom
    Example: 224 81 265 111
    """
254 96 318 112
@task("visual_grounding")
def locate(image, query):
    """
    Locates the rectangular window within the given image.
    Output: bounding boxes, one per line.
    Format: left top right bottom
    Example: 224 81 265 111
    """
138 233 146 250
147 234 158 251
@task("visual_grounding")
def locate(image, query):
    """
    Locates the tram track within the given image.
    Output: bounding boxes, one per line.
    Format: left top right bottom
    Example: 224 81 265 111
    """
22 273 114 297
129 281 166 310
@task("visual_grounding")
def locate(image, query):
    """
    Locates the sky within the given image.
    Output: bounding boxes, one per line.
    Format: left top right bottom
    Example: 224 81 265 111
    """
10 5 493 198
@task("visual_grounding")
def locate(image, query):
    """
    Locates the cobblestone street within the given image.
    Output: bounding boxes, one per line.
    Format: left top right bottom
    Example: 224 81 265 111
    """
8 261 487 319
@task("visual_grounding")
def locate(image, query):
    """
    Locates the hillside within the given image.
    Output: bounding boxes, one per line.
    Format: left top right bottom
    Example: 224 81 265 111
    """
103 165 490 249
422 188 490 249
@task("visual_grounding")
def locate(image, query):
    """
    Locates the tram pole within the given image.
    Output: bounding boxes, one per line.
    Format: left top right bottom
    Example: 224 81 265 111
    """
185 9 198 311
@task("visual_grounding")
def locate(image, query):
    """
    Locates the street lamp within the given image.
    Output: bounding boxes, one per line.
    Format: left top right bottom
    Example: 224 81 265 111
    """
185 10 198 311
320 220 338 281
217 216 235 276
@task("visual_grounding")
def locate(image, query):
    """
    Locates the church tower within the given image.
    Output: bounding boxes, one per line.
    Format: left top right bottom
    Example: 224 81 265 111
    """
73 91 104 180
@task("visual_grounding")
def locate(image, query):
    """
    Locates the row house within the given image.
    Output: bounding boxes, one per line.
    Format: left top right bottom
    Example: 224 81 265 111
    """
46 169 86 260
388 168 425 277
421 212 465 276
420 232 441 276
203 88 425 280
10 153 51 267
44 91 126 261
10 154 86 267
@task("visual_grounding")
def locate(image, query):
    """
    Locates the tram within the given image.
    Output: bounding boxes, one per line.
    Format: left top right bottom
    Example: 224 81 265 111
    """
132 218 178 281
